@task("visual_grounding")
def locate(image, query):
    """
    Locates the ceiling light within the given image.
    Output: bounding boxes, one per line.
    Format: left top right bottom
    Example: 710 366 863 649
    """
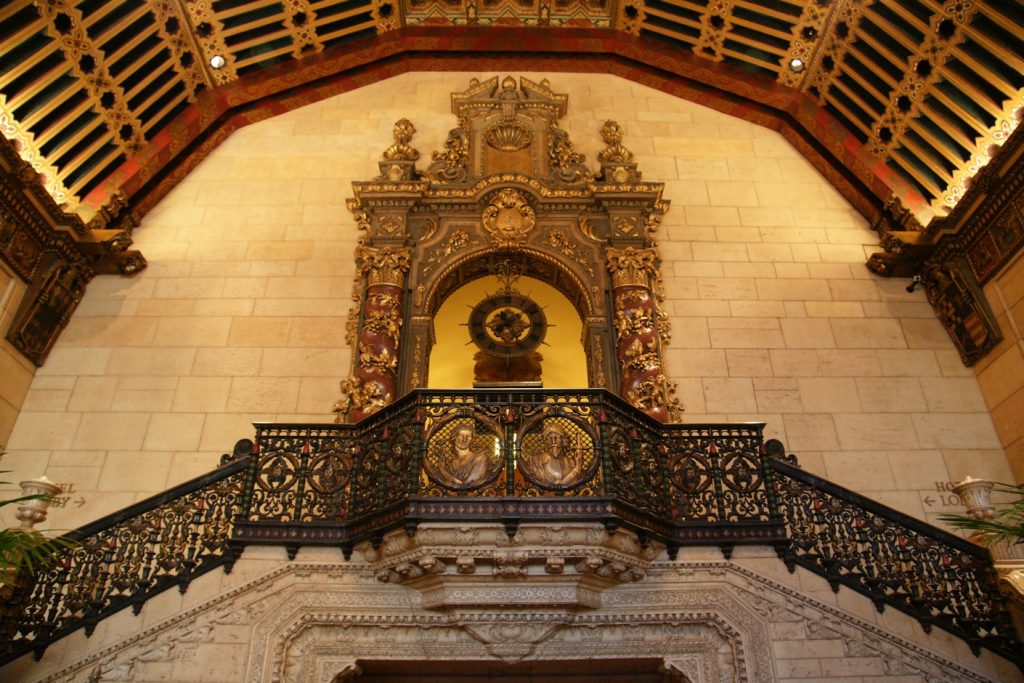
210 55 226 69
789 58 805 72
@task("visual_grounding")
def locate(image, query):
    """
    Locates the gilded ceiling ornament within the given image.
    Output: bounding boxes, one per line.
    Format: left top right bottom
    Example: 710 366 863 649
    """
382 119 420 161
482 188 536 248
606 247 658 288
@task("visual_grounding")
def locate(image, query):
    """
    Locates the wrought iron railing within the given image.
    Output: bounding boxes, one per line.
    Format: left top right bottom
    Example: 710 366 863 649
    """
232 389 785 557
769 450 1019 661
0 444 251 663
0 390 1020 666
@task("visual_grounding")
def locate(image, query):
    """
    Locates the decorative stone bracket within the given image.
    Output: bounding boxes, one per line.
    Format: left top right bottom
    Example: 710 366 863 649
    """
866 123 1024 366
1 136 146 366
363 523 656 611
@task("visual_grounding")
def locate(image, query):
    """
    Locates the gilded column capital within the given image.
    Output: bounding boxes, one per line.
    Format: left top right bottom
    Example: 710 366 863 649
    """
606 246 658 288
358 246 412 286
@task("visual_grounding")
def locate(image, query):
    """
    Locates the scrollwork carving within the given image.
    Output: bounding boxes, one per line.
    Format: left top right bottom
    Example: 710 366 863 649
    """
428 125 470 183
548 122 591 184
482 188 536 248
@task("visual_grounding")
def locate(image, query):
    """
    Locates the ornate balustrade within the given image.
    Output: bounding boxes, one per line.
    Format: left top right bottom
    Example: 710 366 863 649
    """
769 453 1019 662
233 389 784 557
1 392 1021 666
0 446 251 663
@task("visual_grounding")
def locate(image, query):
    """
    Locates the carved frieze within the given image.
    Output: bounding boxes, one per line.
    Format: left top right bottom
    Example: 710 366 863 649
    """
39 548 1000 683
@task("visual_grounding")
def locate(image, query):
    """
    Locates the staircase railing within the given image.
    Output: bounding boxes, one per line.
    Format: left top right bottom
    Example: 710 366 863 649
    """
0 389 1019 666
769 449 1018 660
232 389 784 557
0 443 251 663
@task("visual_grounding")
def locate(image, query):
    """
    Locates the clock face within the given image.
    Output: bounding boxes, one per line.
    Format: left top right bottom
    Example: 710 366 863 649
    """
468 292 547 358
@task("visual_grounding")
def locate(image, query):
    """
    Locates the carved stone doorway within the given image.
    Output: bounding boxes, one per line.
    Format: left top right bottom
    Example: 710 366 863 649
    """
346 658 667 682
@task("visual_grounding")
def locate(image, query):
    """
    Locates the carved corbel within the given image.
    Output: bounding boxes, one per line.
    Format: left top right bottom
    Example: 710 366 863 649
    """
378 118 420 182
6 256 92 365
866 196 932 278
494 550 529 577
921 258 1002 365
329 661 362 683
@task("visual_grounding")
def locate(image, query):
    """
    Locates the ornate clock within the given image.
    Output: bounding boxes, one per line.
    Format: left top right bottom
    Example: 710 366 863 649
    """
468 292 547 358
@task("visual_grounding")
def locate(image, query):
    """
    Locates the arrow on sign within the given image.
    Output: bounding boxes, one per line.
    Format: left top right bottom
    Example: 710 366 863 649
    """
923 495 935 507
74 497 85 508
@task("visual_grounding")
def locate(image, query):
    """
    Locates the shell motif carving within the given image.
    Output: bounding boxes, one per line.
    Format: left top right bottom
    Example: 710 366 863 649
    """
484 122 533 152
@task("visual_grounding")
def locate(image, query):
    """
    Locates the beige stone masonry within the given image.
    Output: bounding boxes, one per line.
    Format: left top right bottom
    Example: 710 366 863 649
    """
0 72 1011 532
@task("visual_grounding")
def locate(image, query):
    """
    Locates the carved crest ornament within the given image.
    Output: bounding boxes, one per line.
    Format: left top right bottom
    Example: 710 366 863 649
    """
336 76 681 423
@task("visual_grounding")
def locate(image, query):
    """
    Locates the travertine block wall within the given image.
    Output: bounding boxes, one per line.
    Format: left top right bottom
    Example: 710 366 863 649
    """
976 252 1024 482
0 266 33 447
0 72 1011 529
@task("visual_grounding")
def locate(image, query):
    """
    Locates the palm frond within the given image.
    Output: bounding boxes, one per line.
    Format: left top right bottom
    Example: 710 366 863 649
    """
939 482 1024 548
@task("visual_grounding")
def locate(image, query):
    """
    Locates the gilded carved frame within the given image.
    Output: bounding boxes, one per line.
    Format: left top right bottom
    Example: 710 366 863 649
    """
335 76 681 423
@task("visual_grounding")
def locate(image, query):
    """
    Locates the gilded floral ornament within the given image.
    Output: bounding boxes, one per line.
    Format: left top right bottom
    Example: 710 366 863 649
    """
382 119 420 161
428 125 470 183
333 377 391 422
482 189 536 248
598 120 634 164
627 375 683 419
624 338 660 371
548 122 591 184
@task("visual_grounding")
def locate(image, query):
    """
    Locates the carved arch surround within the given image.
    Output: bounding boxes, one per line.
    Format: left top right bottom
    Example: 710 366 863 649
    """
29 556 999 683
339 77 682 421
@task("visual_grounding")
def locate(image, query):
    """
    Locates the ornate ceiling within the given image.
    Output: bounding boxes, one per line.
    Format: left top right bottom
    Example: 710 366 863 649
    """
0 0 1021 226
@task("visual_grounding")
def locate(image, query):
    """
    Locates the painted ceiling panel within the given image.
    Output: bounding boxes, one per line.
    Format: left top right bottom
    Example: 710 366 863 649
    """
0 0 1020 223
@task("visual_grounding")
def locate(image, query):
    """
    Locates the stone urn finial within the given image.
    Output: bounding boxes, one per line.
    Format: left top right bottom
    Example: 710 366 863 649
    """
952 476 996 521
15 476 61 530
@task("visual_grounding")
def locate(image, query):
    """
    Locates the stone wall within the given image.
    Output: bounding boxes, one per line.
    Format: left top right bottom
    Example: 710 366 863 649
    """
975 252 1024 482
0 72 1011 530
0 266 33 448
1 527 1017 682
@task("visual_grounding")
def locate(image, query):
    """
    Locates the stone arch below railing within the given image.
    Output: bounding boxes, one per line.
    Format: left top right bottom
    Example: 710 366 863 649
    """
20 526 1010 683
